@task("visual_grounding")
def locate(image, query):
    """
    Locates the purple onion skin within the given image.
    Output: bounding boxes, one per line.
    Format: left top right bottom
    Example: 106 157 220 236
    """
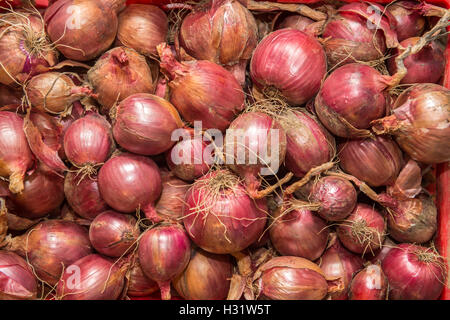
0 251 37 300
387 1 426 42
349 264 388 300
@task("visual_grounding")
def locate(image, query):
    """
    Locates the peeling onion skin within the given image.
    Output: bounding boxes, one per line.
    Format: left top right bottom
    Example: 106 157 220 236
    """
349 263 388 300
387 1 425 42
0 251 38 300
250 28 326 105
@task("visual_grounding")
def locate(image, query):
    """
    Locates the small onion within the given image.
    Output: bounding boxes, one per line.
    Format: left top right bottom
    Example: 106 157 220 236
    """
387 1 425 42
127 260 159 297
349 263 388 300
0 251 37 300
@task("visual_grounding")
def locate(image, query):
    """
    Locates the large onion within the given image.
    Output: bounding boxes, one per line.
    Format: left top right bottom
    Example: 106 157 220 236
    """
387 1 425 41
349 263 388 300
0 251 37 300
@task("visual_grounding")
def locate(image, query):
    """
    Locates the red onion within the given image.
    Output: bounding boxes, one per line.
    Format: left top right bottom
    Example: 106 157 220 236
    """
127 259 159 297
387 37 445 84
158 43 245 131
319 235 364 300
155 169 190 221
0 251 37 300
277 14 315 34
56 254 126 300
269 204 329 261
138 223 191 300
0 10 57 86
387 1 425 42
224 112 286 197
98 153 162 222
338 135 403 187
250 28 326 105
87 47 155 112
372 83 450 164
116 4 168 57
64 171 109 220
315 63 388 138
0 111 34 194
349 263 388 300
58 101 84 160
173 247 232 300
337 203 386 255
178 0 258 85
44 0 126 61
368 237 396 264
252 256 328 300
183 170 267 254
5 220 92 286
112 93 183 156
382 244 446 300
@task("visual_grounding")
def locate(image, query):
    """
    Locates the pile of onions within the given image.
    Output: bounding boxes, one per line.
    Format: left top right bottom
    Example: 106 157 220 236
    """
315 63 388 138
158 43 245 131
382 244 446 300
98 153 162 222
0 111 34 194
387 1 425 41
112 93 183 156
252 256 328 300
5 220 92 286
0 251 37 300
183 170 267 254
349 263 388 300
116 4 168 57
87 47 155 112
338 135 403 187
372 83 450 164
250 28 326 105
44 0 126 61
387 37 445 84
89 211 139 257
178 0 258 85
337 203 386 255
56 254 126 300
127 260 159 297
138 223 191 300
173 247 232 300
0 10 57 86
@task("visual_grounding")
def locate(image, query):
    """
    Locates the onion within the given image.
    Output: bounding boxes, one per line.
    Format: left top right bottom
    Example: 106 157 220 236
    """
371 83 450 164
387 1 425 42
5 220 92 286
250 28 326 105
0 10 57 86
183 169 267 254
116 4 168 57
87 47 155 112
269 204 329 261
319 235 364 300
178 0 258 85
64 172 109 220
387 37 445 84
337 203 386 255
315 63 388 138
112 93 182 156
0 251 37 300
127 259 158 297
349 263 388 300
338 135 403 187
138 223 191 300
98 153 162 222
56 254 126 300
58 101 84 160
224 112 286 197
158 43 245 131
44 0 126 61
0 111 34 194
173 247 232 300
368 237 396 264
382 244 446 300
0 84 22 106
277 14 315 33
252 256 328 300
155 169 190 221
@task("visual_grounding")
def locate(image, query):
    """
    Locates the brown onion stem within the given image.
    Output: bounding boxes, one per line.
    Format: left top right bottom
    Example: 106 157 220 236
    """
254 172 293 199
325 171 381 203
247 0 327 21
285 161 335 194
0 197 7 246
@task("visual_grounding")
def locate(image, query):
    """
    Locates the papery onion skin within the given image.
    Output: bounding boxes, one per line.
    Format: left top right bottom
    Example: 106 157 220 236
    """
116 4 168 57
89 211 139 258
127 260 159 297
56 254 126 300
0 111 34 194
371 83 450 164
87 47 155 112
173 247 232 300
250 28 326 105
349 263 388 300
387 1 425 42
382 244 446 300
315 63 387 138
138 224 191 300
113 93 182 156
0 251 37 300
338 136 403 187
44 0 126 61
5 220 92 286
